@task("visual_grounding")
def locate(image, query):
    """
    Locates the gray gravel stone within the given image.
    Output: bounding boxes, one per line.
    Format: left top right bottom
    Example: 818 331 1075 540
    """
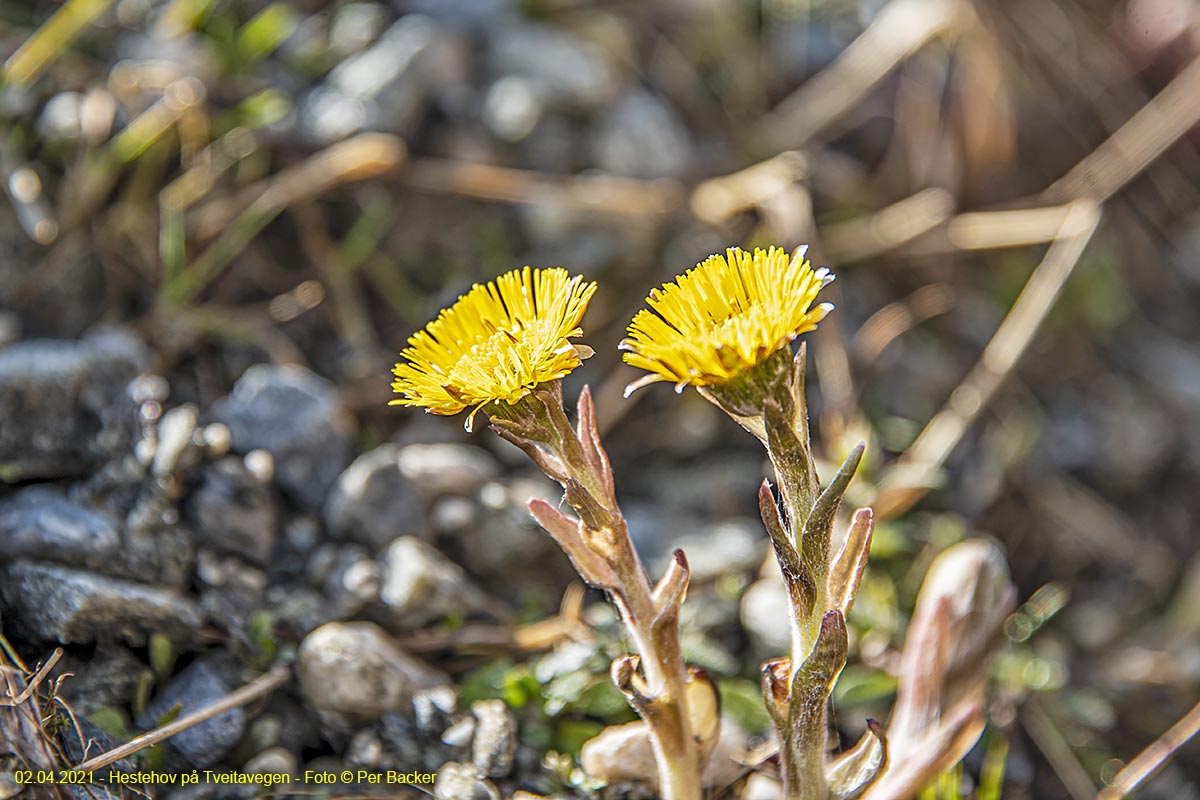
740 576 792 656
433 762 499 800
211 364 354 509
470 699 517 778
0 561 202 645
60 715 135 772
320 547 383 619
136 660 245 768
297 621 447 726
325 444 423 548
655 518 764 583
304 14 440 142
0 485 119 565
397 443 499 497
582 717 748 789
243 746 297 778
592 90 692 179
379 537 489 627
0 329 147 479
488 22 615 110
38 92 85 141
380 711 461 772
188 456 278 564
58 645 151 716
482 76 542 142
579 721 658 786
329 2 386 56
195 549 269 634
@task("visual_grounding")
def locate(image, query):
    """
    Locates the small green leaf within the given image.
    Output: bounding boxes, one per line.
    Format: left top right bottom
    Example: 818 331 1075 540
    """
237 3 298 63
88 708 132 740
553 719 604 758
149 633 175 684
717 678 772 736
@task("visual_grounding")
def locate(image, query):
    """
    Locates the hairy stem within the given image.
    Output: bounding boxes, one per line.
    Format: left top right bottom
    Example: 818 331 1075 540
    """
496 384 703 800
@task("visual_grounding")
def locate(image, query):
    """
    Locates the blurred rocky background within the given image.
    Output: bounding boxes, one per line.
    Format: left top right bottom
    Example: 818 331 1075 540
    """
2 0 1200 798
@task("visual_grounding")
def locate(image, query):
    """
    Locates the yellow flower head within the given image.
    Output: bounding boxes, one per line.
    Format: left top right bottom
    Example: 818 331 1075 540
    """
621 246 834 393
391 267 597 427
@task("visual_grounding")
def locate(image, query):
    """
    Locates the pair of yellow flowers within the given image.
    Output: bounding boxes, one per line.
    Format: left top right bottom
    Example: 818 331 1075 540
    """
391 246 836 421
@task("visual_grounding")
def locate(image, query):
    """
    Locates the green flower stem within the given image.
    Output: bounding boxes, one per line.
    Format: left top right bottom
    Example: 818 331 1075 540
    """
490 383 703 800
708 345 865 800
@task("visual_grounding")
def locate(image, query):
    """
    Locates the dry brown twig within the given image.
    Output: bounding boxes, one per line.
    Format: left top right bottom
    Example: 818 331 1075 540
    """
72 664 291 773
1 643 62 775
874 199 1101 519
862 539 1016 800
399 157 683 218
820 188 956 264
756 0 963 152
188 133 406 240
691 151 810 227
853 283 956 364
1096 697 1200 800
1020 698 1098 800
1045 52 1200 203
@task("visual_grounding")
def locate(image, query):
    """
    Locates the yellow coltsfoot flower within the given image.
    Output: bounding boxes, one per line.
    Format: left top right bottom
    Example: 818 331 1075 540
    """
391 266 597 430
621 245 834 395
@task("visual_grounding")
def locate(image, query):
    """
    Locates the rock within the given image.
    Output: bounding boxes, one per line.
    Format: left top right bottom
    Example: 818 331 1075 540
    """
441 477 573 600
581 717 748 789
163 782 258 800
310 544 381 618
399 0 511 29
270 513 322 582
38 92 84 141
136 660 245 768
265 585 334 639
488 22 615 110
413 685 459 734
580 721 659 786
59 715 135 772
329 2 386 56
379 537 490 627
346 728 388 768
397 443 499 497
655 518 764 583
441 716 475 748
534 639 598 683
0 329 147 479
0 486 119 566
57 645 151 716
325 444 424 548
118 499 196 588
211 364 354 509
195 549 269 634
470 699 518 779
740 576 792 656
433 762 499 800
381 711 461 772
306 14 440 142
297 622 447 726
482 76 542 142
0 311 20 348
243 746 297 778
429 495 478 533
592 90 692 179
188 456 278 564
0 561 202 644
742 772 782 800
300 86 370 144
151 404 202 486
